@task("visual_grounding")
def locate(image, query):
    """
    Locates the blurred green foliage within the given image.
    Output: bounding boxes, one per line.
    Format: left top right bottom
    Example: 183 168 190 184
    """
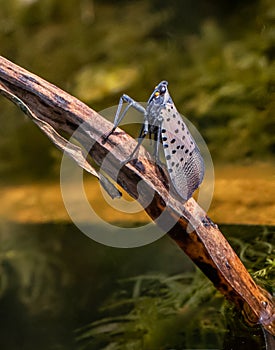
0 0 274 181
76 273 225 350
75 224 274 350
0 221 273 348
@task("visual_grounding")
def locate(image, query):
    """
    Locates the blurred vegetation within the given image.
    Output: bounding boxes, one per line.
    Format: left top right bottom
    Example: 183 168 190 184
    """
0 222 273 349
0 0 274 181
76 273 225 350
75 224 274 350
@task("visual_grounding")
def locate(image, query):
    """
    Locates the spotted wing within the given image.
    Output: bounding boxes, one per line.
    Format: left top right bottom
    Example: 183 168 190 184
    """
159 103 204 201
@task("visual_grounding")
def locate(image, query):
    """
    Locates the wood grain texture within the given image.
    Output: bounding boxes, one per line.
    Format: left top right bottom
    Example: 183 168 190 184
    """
0 55 274 335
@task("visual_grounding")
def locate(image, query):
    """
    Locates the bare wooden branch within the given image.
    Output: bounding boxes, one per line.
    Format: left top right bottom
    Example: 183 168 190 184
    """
0 55 274 335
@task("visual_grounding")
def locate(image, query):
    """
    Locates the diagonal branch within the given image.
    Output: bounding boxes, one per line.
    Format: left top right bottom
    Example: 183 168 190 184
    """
0 55 274 335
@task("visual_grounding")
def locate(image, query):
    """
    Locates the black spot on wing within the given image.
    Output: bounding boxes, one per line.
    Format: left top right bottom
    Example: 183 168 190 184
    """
160 103 204 200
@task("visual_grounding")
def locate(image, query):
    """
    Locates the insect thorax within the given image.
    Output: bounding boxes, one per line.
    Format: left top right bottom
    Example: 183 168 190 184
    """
146 102 164 126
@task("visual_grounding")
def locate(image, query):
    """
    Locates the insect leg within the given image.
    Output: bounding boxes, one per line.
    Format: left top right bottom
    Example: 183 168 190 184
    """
122 119 149 164
153 125 162 165
103 94 146 140
122 94 146 114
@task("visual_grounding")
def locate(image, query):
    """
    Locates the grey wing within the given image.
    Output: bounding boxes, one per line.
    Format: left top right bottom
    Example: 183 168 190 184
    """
160 104 205 201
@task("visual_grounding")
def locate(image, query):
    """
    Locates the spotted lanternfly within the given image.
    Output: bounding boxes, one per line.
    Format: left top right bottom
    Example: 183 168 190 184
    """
104 81 205 201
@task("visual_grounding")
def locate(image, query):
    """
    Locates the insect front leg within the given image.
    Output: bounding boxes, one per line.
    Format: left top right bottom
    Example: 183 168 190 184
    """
122 118 149 165
149 115 163 165
153 124 163 165
103 94 146 140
